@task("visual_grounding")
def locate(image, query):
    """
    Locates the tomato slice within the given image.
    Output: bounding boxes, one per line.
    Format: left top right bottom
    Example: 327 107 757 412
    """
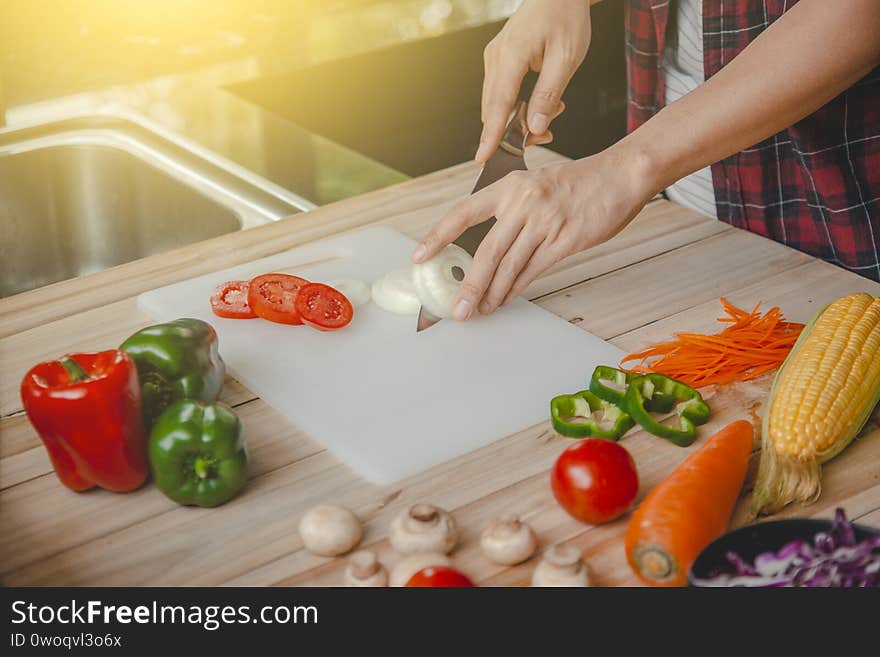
247 273 310 325
210 280 257 319
294 283 354 331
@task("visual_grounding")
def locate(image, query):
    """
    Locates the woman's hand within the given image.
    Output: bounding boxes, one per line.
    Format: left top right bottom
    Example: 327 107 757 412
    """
411 146 656 320
477 0 592 162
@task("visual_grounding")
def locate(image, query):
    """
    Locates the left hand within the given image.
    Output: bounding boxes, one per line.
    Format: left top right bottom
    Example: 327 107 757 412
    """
411 148 654 320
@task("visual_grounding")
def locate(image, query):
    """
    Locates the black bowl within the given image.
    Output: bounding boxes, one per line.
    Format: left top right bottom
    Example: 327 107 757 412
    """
688 518 880 586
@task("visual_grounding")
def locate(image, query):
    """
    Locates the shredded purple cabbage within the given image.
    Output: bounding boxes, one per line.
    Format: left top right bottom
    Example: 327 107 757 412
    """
692 508 880 587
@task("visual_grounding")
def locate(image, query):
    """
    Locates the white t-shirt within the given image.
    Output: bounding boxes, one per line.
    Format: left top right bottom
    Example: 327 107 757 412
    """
663 0 718 219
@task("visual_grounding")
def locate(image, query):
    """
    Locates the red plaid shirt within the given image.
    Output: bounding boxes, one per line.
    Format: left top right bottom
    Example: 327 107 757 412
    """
626 0 880 282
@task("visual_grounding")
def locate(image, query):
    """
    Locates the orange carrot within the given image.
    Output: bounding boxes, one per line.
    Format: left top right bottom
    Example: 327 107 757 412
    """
621 299 803 387
625 420 754 587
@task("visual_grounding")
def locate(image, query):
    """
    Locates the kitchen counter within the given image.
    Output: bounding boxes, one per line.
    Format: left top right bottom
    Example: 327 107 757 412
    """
2 1 620 207
0 1 527 206
1 150 879 586
2 0 511 207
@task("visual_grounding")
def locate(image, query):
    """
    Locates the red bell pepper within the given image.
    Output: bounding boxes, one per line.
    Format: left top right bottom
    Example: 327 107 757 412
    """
20 350 149 492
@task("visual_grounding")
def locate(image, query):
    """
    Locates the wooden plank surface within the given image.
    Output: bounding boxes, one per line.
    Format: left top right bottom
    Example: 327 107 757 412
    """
2 150 879 587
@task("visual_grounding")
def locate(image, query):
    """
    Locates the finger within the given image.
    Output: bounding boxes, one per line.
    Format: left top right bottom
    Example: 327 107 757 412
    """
526 100 564 145
526 130 554 147
480 40 500 122
411 186 500 263
478 57 528 163
479 227 545 314
451 214 527 321
527 50 575 135
480 43 528 123
501 241 562 306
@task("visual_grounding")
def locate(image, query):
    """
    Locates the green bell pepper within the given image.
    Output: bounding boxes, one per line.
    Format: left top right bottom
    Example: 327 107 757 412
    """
589 366 676 413
550 389 635 440
149 399 248 507
623 374 711 447
120 318 225 428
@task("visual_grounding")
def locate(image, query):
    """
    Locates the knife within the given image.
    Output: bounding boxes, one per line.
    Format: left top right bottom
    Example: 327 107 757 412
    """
416 100 530 331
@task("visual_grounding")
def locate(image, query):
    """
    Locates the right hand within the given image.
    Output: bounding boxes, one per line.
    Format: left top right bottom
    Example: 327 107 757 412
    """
476 0 592 162
413 144 654 319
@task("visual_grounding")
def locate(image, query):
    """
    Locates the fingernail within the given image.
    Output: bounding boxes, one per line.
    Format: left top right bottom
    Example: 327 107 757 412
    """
412 244 427 263
453 298 473 321
530 112 549 134
479 301 491 315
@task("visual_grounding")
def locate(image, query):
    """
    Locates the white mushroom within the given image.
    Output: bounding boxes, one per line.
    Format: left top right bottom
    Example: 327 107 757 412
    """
389 503 458 555
343 550 388 587
480 515 538 566
298 504 362 557
389 552 452 587
531 545 590 587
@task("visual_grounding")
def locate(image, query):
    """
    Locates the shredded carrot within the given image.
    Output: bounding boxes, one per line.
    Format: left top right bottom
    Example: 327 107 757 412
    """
621 298 804 388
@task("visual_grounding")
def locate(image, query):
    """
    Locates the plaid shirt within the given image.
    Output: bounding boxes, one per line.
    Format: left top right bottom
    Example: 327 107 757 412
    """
625 0 880 282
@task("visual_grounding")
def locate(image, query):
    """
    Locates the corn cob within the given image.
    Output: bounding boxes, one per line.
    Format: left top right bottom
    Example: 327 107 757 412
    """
752 293 880 516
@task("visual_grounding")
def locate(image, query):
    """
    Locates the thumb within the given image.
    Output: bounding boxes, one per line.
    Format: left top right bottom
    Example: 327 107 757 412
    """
527 52 573 135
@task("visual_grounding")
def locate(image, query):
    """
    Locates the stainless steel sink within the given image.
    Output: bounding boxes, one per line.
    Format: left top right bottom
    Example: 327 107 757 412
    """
0 116 314 297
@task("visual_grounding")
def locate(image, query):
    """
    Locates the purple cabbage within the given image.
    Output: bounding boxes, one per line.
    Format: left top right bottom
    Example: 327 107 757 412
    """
693 508 880 587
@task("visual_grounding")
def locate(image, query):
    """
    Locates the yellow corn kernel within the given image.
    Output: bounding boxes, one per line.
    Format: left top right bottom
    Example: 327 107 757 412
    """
752 293 880 516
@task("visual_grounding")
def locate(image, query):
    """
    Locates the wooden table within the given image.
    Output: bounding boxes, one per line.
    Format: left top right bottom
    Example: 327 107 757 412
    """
2 148 879 586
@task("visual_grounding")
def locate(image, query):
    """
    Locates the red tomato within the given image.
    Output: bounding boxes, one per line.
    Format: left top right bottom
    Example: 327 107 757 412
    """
405 566 474 587
210 280 257 319
551 439 639 525
247 273 309 325
294 283 354 331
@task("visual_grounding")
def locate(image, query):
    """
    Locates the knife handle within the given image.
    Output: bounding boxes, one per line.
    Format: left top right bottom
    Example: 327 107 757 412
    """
498 71 537 157
500 102 529 157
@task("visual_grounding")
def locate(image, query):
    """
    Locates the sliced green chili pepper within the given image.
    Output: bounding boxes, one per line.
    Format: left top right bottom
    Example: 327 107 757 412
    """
623 374 711 447
550 390 635 440
589 366 676 414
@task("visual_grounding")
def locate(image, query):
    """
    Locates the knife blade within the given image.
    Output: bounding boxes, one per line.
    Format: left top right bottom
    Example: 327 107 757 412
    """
416 100 530 331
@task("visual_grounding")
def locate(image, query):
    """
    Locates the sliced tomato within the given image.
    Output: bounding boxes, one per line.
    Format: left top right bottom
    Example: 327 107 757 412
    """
247 273 309 325
294 283 354 331
210 280 257 319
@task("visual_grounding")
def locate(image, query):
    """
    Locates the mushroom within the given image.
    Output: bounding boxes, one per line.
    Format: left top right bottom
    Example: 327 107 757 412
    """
389 503 458 555
531 545 590 587
298 504 362 557
389 552 452 587
480 515 538 566
343 550 388 587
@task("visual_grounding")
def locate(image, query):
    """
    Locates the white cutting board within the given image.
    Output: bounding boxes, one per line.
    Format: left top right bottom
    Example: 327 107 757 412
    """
138 226 623 484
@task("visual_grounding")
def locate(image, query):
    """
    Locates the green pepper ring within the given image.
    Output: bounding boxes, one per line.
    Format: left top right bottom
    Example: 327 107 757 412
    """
623 374 711 447
550 389 635 440
590 366 676 414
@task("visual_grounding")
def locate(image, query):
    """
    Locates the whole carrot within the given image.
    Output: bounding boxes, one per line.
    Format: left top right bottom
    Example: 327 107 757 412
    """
625 420 754 586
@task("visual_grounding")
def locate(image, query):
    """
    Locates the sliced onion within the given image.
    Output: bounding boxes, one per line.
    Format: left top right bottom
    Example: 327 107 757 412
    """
371 268 421 315
411 244 473 319
329 279 371 308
